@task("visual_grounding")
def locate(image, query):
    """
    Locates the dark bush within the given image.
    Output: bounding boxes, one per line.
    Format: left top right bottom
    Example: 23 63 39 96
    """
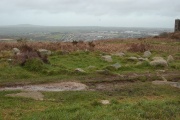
159 32 169 38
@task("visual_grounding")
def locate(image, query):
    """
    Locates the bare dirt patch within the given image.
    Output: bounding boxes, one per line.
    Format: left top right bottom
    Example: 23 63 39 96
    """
152 81 180 88
0 82 88 92
88 81 132 91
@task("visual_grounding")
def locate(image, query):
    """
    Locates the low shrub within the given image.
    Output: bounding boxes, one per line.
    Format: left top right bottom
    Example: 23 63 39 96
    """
128 43 150 52
23 58 45 72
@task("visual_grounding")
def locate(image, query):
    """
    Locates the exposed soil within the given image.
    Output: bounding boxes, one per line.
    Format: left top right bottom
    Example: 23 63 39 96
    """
0 82 88 92
152 81 180 88
1 80 179 100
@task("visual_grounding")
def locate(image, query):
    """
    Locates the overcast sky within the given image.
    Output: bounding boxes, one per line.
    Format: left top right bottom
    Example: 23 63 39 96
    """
0 0 179 28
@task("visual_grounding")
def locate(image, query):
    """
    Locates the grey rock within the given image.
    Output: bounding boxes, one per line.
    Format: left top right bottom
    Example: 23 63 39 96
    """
102 55 113 62
143 51 151 58
12 48 20 54
75 68 86 73
109 63 121 70
114 52 125 57
152 57 164 61
101 100 110 105
138 57 149 61
38 49 51 56
167 55 174 63
128 57 138 61
150 59 168 67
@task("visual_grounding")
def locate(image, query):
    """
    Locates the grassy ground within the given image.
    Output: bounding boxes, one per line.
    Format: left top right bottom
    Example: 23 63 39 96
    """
0 51 180 86
0 82 179 120
0 38 180 119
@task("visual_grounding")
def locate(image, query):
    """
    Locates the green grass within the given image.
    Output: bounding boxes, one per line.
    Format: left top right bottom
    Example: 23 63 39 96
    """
0 50 179 120
0 50 179 85
0 82 179 120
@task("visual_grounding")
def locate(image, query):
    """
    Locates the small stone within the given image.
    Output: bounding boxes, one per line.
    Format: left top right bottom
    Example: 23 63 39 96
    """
152 57 164 61
128 57 138 61
167 55 174 63
114 52 125 57
75 68 86 73
143 51 151 58
108 63 121 70
102 55 113 62
101 100 110 105
138 57 149 61
38 49 51 56
150 59 168 67
12 48 20 54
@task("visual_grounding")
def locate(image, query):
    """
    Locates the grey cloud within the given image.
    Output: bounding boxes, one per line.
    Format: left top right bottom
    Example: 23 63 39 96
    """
0 0 179 16
0 0 179 27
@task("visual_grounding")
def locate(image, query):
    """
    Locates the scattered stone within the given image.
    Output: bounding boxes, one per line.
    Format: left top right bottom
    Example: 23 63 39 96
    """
138 57 149 61
101 55 113 62
152 57 164 61
150 59 168 67
75 68 86 73
38 49 51 56
128 57 138 61
12 48 20 54
167 55 174 63
109 63 121 70
114 52 125 57
6 91 44 100
101 100 110 105
143 51 151 58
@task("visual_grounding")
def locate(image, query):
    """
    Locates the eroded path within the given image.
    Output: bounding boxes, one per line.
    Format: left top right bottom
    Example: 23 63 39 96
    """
0 80 179 100
0 82 88 92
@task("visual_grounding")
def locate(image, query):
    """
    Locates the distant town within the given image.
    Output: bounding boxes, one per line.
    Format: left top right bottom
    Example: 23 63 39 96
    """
0 25 173 42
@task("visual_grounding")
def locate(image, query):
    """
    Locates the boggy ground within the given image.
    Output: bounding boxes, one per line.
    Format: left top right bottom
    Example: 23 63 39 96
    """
0 36 180 119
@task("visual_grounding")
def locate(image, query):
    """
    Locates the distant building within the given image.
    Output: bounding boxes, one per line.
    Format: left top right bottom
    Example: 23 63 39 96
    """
175 19 180 32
